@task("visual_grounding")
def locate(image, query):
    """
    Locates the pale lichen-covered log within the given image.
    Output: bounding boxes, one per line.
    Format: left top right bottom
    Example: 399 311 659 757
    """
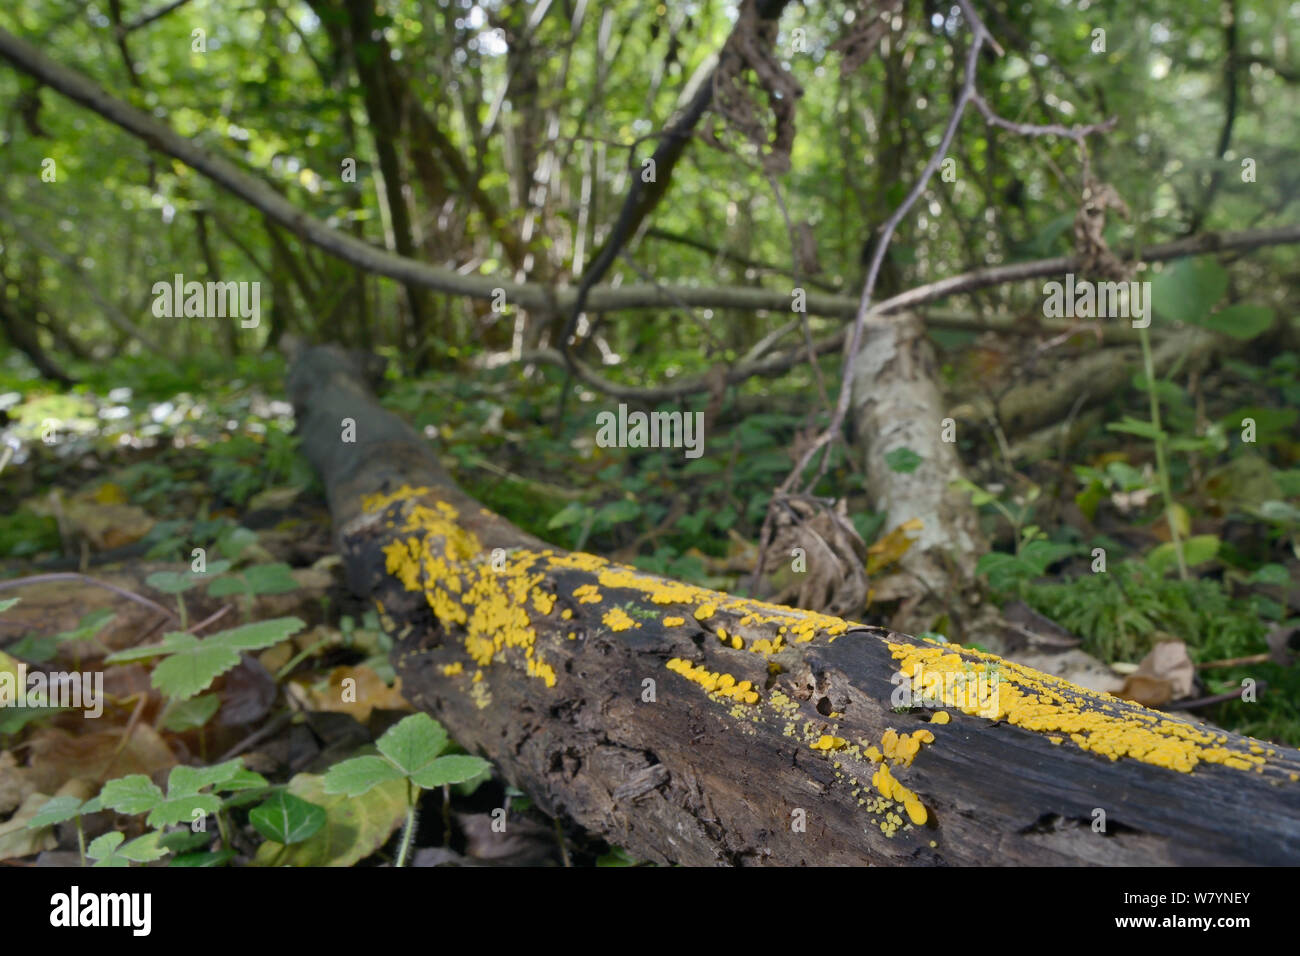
288 344 1300 866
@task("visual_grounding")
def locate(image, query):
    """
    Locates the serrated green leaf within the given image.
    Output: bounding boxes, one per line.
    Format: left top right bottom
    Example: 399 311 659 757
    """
114 618 303 700
410 754 492 789
26 795 88 829
117 831 169 863
376 712 449 776
146 570 202 595
87 831 125 862
145 793 223 828
219 769 270 793
100 775 164 815
167 759 244 795
249 792 327 845
321 755 405 797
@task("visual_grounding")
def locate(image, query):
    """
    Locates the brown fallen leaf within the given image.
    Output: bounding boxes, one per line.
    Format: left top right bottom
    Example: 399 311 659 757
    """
1118 638 1196 707
286 665 409 722
27 722 176 793
0 750 36 816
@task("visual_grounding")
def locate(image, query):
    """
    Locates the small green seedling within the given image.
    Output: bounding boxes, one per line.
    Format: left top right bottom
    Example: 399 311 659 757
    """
323 712 490 867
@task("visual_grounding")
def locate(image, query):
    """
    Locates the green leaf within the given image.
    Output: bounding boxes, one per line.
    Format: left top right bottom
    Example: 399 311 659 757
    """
55 608 115 644
145 794 224 828
86 831 126 865
321 755 405 798
146 570 202 595
158 830 211 854
252 771 408 867
1146 535 1220 576
167 759 245 795
376 712 449 774
118 831 169 863
885 447 923 474
0 598 18 614
1198 304 1274 341
26 795 89 829
100 775 164 815
547 502 589 530
410 754 492 789
107 617 304 700
170 849 236 867
249 792 327 845
241 563 300 595
161 694 221 732
1106 417 1165 441
1250 564 1290 587
88 830 168 866
219 769 270 793
1150 258 1227 324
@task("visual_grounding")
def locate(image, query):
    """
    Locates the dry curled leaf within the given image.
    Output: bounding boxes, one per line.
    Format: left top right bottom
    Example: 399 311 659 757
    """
758 494 868 617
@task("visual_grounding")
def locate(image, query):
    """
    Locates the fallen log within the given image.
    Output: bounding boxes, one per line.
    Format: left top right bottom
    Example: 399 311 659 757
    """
288 343 1300 866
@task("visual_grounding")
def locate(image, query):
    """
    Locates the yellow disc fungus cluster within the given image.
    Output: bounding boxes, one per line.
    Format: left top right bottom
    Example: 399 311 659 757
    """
889 640 1280 775
665 658 760 704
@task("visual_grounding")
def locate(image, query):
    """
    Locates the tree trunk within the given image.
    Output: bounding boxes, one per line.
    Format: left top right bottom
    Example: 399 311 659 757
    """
287 343 1300 866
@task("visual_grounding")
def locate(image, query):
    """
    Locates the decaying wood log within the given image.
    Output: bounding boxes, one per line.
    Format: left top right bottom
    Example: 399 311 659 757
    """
288 343 1300 866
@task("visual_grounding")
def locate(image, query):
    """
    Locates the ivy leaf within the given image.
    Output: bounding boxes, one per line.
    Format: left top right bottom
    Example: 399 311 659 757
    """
249 792 327 845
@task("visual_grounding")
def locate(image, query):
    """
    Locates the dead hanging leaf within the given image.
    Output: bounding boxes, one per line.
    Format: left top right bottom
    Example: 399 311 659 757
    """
1073 172 1132 282
706 0 804 174
758 494 868 617
1118 638 1196 707
866 518 924 576
829 0 902 75
286 665 410 723
27 722 176 793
